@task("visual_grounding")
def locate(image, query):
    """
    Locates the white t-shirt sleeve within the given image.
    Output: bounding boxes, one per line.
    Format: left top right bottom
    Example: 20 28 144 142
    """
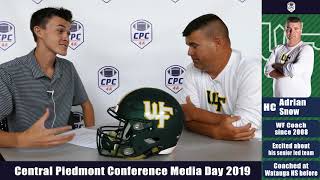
179 64 200 107
233 59 262 131
264 47 277 78
283 45 314 77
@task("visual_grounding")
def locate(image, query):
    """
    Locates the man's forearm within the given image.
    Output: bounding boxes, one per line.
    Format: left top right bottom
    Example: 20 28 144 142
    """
186 119 255 141
182 105 228 125
0 131 20 147
185 121 216 138
81 100 95 127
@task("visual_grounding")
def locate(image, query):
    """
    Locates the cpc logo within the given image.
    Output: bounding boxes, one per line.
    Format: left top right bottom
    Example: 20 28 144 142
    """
287 2 296 13
165 65 185 93
0 21 16 51
32 0 44 4
69 21 84 50
98 66 119 94
130 20 152 49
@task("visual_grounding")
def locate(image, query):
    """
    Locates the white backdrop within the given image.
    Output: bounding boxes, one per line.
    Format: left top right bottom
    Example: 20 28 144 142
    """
0 0 261 126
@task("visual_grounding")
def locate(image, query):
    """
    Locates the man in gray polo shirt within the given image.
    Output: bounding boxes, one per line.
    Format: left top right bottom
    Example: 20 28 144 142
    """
0 7 95 148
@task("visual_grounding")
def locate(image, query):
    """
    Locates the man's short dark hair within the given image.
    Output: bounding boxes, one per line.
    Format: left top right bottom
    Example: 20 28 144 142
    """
287 16 302 23
30 7 72 42
182 14 229 39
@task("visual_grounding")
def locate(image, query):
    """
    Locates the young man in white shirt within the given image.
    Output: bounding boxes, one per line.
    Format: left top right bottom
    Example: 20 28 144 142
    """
180 14 261 140
264 17 314 97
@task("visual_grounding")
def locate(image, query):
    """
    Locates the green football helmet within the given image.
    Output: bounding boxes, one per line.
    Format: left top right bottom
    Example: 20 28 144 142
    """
97 87 184 159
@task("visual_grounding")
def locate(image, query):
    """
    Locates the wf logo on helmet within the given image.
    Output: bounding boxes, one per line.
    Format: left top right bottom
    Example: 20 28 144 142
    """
98 66 119 94
69 20 84 50
0 21 16 51
143 101 173 128
165 65 185 93
130 20 152 49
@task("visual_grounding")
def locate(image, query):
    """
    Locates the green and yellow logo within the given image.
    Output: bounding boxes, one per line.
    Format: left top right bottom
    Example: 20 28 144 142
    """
143 101 173 128
280 54 291 64
207 91 226 112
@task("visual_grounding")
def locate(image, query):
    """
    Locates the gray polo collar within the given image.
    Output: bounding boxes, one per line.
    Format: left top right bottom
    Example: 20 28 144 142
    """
25 49 62 80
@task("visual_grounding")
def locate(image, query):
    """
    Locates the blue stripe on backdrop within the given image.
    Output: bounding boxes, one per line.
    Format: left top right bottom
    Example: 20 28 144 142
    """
263 120 319 137
263 98 320 117
263 0 320 14
0 161 261 180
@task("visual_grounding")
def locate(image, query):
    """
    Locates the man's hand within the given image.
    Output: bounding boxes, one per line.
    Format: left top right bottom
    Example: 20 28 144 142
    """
182 96 196 122
185 115 256 141
271 63 285 75
16 109 75 148
211 115 255 141
269 70 284 79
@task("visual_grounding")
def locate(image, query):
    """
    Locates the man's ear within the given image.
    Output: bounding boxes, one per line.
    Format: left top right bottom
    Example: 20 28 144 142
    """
213 36 223 46
207 37 220 50
33 26 43 39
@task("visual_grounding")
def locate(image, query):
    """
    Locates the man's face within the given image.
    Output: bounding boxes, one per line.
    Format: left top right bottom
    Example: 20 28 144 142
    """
37 16 71 56
285 22 302 43
185 30 217 72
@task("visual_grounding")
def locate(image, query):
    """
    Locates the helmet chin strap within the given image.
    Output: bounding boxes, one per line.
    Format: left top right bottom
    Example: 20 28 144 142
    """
126 154 146 160
124 146 176 159
126 147 160 160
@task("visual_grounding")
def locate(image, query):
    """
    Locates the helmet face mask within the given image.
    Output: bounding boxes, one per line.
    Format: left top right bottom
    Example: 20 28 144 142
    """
97 88 184 159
